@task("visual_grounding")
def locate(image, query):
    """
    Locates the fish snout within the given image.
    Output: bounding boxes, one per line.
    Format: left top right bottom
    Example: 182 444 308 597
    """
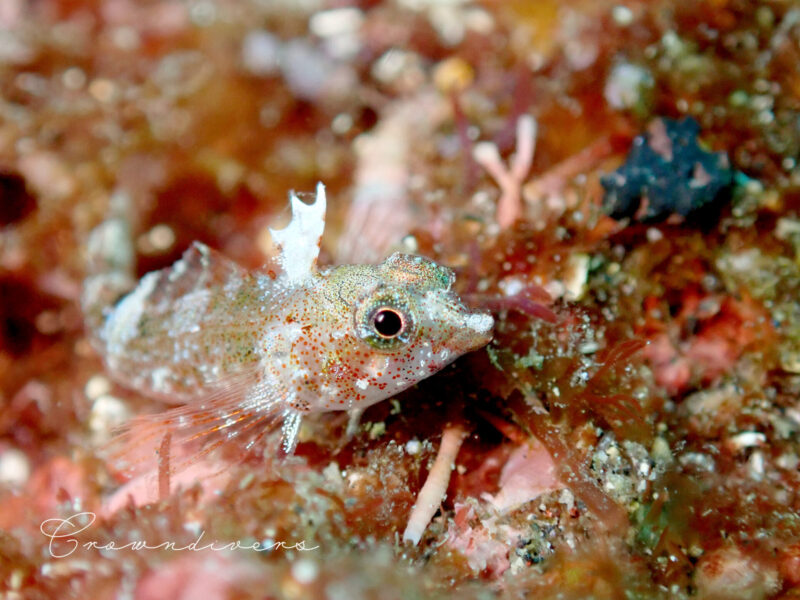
457 309 494 351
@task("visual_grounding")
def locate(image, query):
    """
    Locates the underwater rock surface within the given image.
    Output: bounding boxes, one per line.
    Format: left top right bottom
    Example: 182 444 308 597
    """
602 117 734 223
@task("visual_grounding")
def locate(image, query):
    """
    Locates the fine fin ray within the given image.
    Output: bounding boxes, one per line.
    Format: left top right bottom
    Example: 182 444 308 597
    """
280 410 303 455
105 371 302 481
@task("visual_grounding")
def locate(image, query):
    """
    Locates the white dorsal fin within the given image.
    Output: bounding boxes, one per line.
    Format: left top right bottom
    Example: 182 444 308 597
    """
269 182 326 283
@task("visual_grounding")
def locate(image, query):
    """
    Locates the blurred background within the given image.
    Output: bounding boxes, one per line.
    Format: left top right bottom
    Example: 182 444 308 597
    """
2 1 800 598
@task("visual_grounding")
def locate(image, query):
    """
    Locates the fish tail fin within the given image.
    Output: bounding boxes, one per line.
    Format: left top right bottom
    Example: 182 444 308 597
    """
81 191 137 340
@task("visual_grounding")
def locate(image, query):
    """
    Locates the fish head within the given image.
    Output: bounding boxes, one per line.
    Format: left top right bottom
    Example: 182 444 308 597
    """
341 253 493 397
372 252 493 354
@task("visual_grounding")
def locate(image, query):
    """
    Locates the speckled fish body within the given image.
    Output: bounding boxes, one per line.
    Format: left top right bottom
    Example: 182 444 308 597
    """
84 183 493 467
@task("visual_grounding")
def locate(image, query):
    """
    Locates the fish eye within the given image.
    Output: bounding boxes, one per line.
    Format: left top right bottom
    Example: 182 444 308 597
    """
355 290 416 351
372 308 404 339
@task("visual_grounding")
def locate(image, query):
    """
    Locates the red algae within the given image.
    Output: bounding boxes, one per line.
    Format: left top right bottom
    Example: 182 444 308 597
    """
2 0 800 598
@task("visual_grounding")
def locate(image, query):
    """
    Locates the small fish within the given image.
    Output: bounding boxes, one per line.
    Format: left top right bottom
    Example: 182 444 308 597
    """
82 183 493 475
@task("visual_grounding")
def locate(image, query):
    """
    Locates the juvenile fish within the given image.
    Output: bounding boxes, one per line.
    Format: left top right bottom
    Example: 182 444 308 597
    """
82 183 493 475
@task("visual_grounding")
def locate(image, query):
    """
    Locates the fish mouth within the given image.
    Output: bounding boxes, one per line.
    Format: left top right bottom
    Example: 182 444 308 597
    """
454 308 494 352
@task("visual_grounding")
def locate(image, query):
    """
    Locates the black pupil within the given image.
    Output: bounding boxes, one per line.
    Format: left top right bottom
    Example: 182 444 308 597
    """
373 309 403 338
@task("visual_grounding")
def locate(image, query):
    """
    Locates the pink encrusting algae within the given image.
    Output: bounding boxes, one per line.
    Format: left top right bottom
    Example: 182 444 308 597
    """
82 183 493 483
